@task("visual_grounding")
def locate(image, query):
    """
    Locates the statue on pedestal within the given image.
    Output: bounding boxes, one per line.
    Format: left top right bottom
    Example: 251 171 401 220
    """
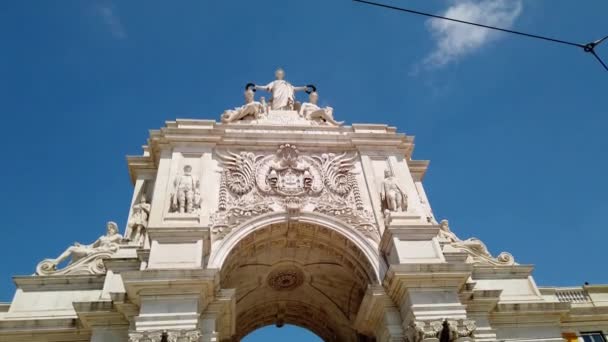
170 165 201 214
380 170 407 213
299 91 343 126
126 196 150 246
439 219 515 265
439 219 490 255
254 68 308 110
38 221 123 274
221 88 265 123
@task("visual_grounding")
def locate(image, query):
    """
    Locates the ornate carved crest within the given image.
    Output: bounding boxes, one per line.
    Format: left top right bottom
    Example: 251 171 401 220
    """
256 144 323 197
212 144 377 239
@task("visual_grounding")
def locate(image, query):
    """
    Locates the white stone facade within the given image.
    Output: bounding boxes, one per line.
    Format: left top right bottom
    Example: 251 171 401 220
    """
0 85 607 341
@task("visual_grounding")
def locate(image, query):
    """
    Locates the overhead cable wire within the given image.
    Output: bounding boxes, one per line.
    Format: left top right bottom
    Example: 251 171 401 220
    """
353 0 608 72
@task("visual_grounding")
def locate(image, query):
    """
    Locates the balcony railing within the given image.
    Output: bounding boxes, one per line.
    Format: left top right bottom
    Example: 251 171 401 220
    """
555 288 591 303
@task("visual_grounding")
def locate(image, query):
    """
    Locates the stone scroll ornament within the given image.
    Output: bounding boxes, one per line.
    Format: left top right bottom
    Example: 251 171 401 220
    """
212 144 377 239
36 221 123 276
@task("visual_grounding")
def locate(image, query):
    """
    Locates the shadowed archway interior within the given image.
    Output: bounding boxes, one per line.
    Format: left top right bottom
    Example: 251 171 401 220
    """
220 221 378 341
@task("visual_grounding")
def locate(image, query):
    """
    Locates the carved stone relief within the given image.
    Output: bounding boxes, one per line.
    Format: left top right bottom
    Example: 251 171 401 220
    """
36 221 123 276
129 329 201 342
404 319 476 342
212 144 377 239
267 266 305 291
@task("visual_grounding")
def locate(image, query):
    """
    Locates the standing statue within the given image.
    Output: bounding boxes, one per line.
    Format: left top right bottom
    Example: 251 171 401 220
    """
171 165 201 214
46 221 122 269
254 68 308 110
126 196 151 245
221 88 265 123
299 91 343 126
380 170 408 213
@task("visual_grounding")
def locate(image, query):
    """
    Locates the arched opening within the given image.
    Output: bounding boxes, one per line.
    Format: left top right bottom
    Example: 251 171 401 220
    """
242 324 323 341
219 221 379 341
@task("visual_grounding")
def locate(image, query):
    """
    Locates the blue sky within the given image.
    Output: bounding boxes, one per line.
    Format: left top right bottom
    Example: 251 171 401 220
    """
0 1 606 340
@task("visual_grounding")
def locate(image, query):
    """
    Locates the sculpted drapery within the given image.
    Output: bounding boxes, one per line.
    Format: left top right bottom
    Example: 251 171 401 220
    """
255 68 307 110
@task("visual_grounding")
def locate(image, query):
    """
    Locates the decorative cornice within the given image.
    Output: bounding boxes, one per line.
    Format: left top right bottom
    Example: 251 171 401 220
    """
127 119 422 182
120 269 219 305
471 264 535 280
73 300 129 329
384 263 472 306
13 274 105 291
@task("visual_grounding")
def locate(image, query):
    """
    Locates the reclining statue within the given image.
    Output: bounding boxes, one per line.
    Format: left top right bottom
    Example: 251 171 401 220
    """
299 91 343 126
37 221 123 275
221 88 265 123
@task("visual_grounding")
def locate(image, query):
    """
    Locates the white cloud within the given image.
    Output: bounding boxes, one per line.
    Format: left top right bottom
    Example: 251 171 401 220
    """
423 0 522 68
96 4 126 39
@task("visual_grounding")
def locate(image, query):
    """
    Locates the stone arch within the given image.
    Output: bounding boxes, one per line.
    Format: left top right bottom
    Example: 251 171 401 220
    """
208 211 386 282
208 212 387 341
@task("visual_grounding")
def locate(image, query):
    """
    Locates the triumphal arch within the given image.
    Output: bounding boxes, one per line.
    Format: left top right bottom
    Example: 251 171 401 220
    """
1 70 607 342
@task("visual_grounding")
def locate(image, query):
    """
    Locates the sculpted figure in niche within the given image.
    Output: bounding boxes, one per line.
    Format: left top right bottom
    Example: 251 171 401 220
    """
48 221 122 268
126 196 150 246
299 91 343 126
221 88 265 123
254 68 308 110
380 169 408 213
171 165 201 214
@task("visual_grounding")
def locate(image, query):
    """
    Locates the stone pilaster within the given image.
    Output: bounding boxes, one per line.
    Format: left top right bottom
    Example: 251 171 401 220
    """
120 269 218 334
354 285 404 342
381 212 475 339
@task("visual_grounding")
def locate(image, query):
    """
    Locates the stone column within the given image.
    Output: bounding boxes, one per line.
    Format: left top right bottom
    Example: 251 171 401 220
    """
120 269 219 339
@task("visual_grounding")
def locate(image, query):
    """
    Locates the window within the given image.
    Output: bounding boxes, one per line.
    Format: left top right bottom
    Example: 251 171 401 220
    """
581 332 607 342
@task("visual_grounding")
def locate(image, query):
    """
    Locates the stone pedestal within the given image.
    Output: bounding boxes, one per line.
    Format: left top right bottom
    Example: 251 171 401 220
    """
380 212 444 265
